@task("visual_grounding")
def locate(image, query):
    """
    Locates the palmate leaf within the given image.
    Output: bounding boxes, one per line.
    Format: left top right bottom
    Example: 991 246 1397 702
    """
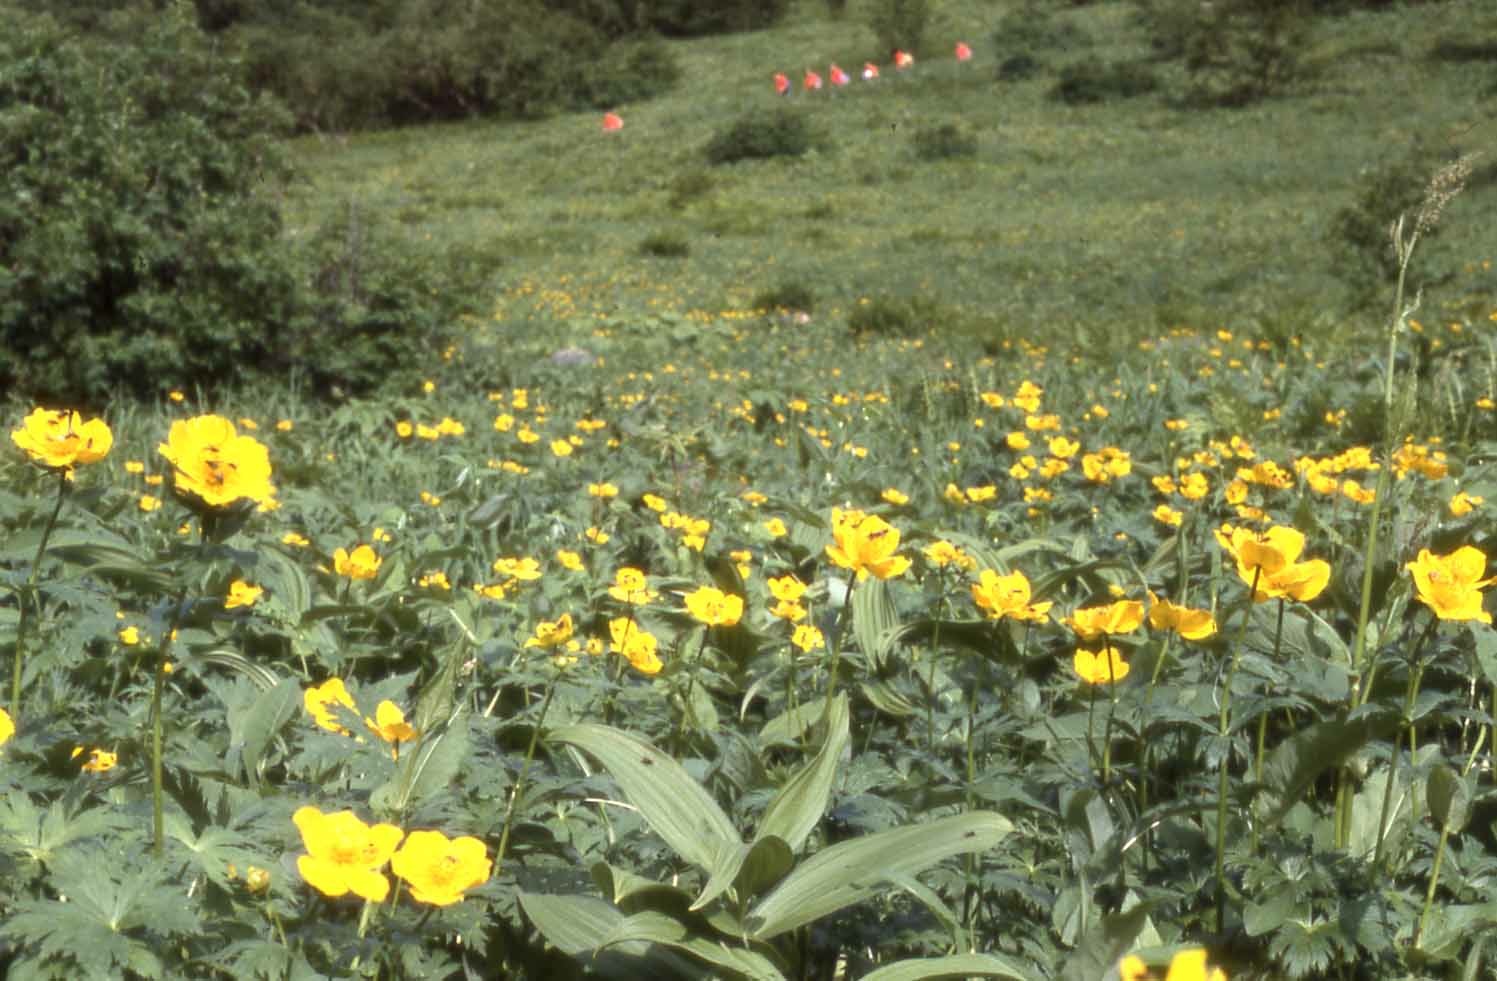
0 795 133 871
746 811 1013 940
1259 709 1399 826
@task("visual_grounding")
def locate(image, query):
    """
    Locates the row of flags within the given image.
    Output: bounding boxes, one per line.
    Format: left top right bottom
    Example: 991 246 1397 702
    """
603 41 975 131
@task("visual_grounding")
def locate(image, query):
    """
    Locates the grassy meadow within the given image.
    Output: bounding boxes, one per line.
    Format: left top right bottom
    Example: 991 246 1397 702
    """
3 1 1497 979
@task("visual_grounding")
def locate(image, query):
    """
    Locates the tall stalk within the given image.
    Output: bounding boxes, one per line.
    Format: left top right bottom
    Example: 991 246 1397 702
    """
11 470 69 720
1216 567 1261 936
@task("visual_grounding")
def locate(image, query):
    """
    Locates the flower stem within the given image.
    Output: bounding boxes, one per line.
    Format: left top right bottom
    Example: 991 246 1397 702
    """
494 672 560 876
1374 615 1438 870
1216 567 1261 935
11 470 69 721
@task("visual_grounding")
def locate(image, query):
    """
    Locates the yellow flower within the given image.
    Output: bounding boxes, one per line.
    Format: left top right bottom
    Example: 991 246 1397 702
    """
608 567 658 605
1179 472 1209 500
474 583 507 601
282 531 311 548
420 490 442 507
770 600 807 622
741 490 767 505
0 707 14 747
436 416 464 437
1048 436 1080 458
608 617 662 675
1407 546 1495 624
731 549 753 578
763 517 788 538
588 482 618 499
1154 504 1183 527
556 549 585 572
492 413 513 433
642 493 668 512
138 494 161 512
1074 645 1130 684
1081 447 1132 483
119 625 141 646
292 806 404 902
550 439 574 457
224 580 263 609
417 570 451 591
73 746 118 773
767 575 807 603
791 624 825 652
11 407 113 471
1068 600 1144 640
492 556 542 582
924 540 976 571
334 545 382 581
1340 479 1376 504
1215 524 1331 603
1147 592 1217 640
395 420 414 439
244 866 272 893
684 586 744 627
524 614 576 648
825 508 911 581
1120 954 1151 981
971 569 1052 623
1450 491 1483 517
158 415 275 510
390 829 492 907
1164 948 1227 981
881 488 909 506
365 701 419 752
124 459 145 474
304 678 357 734
965 484 998 503
276 419 294 432
585 526 610 544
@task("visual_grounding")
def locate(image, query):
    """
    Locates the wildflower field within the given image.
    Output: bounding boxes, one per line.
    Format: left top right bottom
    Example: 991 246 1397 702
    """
4 1 1497 979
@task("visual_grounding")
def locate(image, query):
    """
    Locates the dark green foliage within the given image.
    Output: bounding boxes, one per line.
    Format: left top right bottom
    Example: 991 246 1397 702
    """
847 294 942 336
637 231 690 258
868 0 929 55
1049 60 1158 105
289 205 493 400
644 0 790 37
0 6 298 405
705 109 812 166
666 170 716 210
992 2 1091 62
911 120 978 160
1140 0 1311 106
752 280 817 313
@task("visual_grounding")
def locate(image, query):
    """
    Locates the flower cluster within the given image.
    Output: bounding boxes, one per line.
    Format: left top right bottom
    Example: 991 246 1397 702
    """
293 807 491 906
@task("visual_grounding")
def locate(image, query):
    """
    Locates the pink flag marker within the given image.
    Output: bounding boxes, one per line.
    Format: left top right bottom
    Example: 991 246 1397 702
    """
804 68 823 91
774 72 790 96
955 42 972 62
829 63 849 87
894 50 914 70
601 112 623 132
862 61 880 81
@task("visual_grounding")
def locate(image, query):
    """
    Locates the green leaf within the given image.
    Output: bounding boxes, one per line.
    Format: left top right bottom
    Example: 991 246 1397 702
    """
755 692 849 854
861 953 1037 981
518 893 706 978
603 912 786 980
1428 765 1471 834
1259 710 1399 826
228 675 299 786
1056 903 1154 981
852 578 899 670
377 712 470 815
747 811 1013 940
550 723 741 876
759 698 826 747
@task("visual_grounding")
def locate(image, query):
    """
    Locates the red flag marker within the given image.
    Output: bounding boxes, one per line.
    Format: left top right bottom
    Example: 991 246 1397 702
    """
601 112 623 132
774 72 790 96
894 50 914 70
804 68 823 91
829 63 849 87
862 61 880 81
955 42 972 62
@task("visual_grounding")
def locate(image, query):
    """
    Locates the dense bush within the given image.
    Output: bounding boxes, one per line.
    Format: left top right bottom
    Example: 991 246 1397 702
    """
0 6 298 405
752 279 818 313
705 108 813 165
636 231 691 258
1139 0 1311 106
911 120 978 160
868 0 930 55
644 0 791 37
1049 60 1159 104
847 294 942 336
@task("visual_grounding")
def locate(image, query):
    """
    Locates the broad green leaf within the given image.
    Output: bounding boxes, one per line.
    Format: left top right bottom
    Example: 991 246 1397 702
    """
852 578 899 670
378 712 469 815
518 893 706 979
550 724 741 875
1428 765 1471 834
755 692 848 854
603 912 786 981
231 676 299 786
591 862 694 908
759 698 826 747
861 953 1037 981
747 811 1013 940
1259 710 1399 826
1056 903 1154 981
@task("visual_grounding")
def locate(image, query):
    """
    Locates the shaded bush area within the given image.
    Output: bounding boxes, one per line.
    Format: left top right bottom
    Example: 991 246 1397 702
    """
705 109 813 165
1050 61 1158 104
0 8 486 405
1139 0 1311 106
911 120 978 160
11 0 698 133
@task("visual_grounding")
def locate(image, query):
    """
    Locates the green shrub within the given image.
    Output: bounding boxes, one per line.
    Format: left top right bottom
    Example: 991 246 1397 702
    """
992 2 1090 61
752 280 818 313
1140 0 1311 106
637 231 691 258
1049 60 1159 104
667 170 716 209
0 7 298 405
847 294 942 337
705 109 812 166
911 121 978 160
868 0 929 55
645 0 791 37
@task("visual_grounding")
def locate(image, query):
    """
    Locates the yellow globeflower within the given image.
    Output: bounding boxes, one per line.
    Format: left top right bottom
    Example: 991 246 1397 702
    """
825 508 911 581
767 574 808 603
365 701 419 755
1147 592 1218 640
292 806 404 902
971 569 1051 623
1215 524 1330 603
1407 546 1495 624
1067 600 1144 640
881 488 909 506
791 624 825 652
1450 491 1483 517
333 545 382 581
524 614 576 648
555 549 585 572
1154 504 1184 528
158 415 275 510
391 829 492 906
608 567 658 605
304 678 357 734
492 556 542 582
72 746 118 772
684 586 744 627
11 407 113 472
608 617 662 675
224 580 263 610
0 707 14 747
1074 645 1130 685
